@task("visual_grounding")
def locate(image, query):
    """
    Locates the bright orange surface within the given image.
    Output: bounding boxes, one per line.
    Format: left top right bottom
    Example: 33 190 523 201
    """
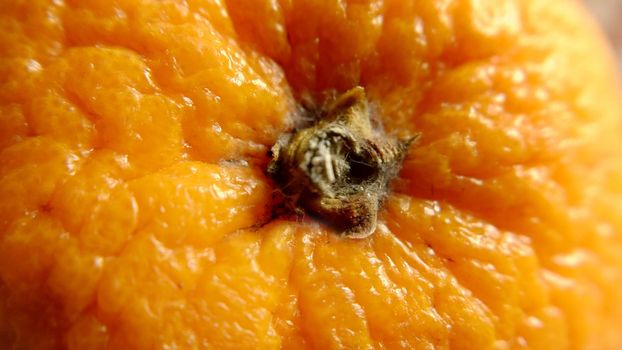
1 0 622 349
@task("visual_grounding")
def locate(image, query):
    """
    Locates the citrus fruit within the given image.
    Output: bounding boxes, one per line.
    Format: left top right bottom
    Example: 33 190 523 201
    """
1 0 622 349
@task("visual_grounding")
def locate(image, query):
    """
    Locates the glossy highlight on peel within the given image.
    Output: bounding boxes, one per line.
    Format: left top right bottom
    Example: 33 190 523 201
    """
1 0 622 349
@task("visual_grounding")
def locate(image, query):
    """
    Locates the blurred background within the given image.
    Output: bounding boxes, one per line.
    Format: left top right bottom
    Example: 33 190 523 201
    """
584 0 622 75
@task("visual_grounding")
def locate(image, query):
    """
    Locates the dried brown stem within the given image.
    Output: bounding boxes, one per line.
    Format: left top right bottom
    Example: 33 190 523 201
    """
268 87 416 238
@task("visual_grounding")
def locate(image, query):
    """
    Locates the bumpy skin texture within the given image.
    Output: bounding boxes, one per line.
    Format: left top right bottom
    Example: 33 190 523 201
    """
1 0 622 349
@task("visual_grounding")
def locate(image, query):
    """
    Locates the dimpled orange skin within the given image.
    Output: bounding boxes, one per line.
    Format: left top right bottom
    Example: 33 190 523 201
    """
1 0 622 349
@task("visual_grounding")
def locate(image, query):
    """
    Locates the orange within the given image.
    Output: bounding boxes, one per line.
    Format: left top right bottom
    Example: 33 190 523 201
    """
1 0 622 349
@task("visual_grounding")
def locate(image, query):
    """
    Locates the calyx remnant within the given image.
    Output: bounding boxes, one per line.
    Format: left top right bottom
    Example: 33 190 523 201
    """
268 87 415 238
